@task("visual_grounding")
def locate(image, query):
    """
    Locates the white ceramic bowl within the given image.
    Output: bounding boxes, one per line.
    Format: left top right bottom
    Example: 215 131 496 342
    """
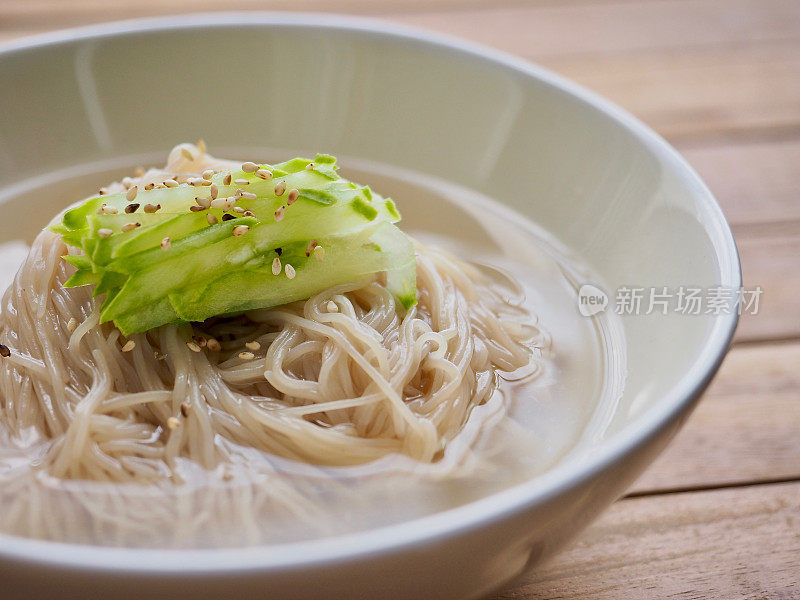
0 13 739 600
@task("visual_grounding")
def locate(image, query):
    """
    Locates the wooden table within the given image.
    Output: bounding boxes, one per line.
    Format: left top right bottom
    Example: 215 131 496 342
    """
2 1 798 598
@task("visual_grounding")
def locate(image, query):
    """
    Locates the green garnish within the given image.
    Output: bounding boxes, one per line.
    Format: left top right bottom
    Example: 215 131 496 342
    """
51 154 417 335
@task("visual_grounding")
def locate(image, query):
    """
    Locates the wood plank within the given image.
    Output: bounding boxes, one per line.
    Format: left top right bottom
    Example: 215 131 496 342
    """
676 136 800 225
735 229 800 343
493 481 800 599
393 0 800 58
630 341 800 494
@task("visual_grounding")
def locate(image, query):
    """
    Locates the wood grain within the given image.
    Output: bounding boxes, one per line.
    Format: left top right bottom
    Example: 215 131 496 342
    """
630 341 800 494
493 481 800 600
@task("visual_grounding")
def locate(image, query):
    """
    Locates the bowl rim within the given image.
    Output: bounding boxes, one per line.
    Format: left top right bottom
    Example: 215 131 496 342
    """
0 12 741 574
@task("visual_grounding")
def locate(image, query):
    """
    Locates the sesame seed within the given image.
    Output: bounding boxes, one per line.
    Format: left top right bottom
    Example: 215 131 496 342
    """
313 245 325 261
99 204 118 215
206 213 218 225
243 210 255 217
206 338 221 352
155 184 166 189
167 416 180 430
274 206 286 222
305 240 319 257
190 205 206 212
210 197 227 209
222 213 236 221
255 169 273 180
271 257 281 275
209 183 218 200
197 139 207 153
202 169 214 180
180 402 190 417
326 301 338 313
233 188 243 198
274 181 286 196
233 206 245 213
196 196 211 209
186 341 202 353
122 177 134 189
164 179 179 188
305 162 315 170
245 340 261 351
181 147 195 161
191 335 207 348
144 183 155 191
126 186 138 202
161 237 171 250
234 178 249 186
285 264 296 279
121 340 136 352
241 162 258 173
238 351 255 361
125 203 140 214
286 188 299 205
223 172 232 185
98 228 113 238
188 177 204 187
240 191 257 200
0 344 10 358
232 225 250 237
66 317 79 332
143 203 160 213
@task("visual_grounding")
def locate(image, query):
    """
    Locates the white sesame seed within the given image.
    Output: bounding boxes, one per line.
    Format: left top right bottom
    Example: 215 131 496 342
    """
181 147 195 161
206 213 218 225
305 162 315 170
233 188 243 198
274 181 286 196
206 338 221 351
121 340 136 352
286 189 299 205
167 416 180 430
233 206 245 213
271 257 281 275
238 351 255 361
241 162 258 173
66 317 79 333
223 172 232 185
144 203 160 213
313 245 325 261
164 179 179 188
305 239 319 257
210 197 227 209
126 186 138 202
98 228 113 238
210 183 218 199
122 176 134 189
161 237 171 250
232 225 250 237
202 169 214 180
240 191 257 200
100 205 118 215
188 177 205 187
196 196 211 209
121 222 140 232
285 263 296 279
274 205 286 222
234 178 249 186
186 341 202 353
197 139 207 153
144 182 155 190
326 301 338 313
255 169 273 180
245 340 261 351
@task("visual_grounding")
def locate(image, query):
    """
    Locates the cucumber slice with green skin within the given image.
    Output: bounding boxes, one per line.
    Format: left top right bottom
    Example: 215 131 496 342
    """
170 222 416 324
51 154 418 335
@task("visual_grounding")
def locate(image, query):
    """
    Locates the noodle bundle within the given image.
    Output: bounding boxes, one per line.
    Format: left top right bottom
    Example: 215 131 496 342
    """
0 146 548 545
